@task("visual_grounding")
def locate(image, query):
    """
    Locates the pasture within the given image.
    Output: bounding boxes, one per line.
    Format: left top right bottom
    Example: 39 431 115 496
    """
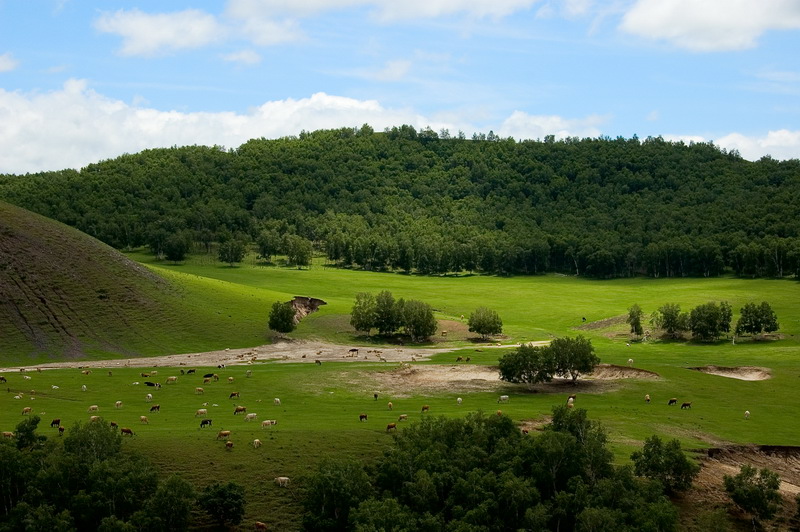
2 254 800 528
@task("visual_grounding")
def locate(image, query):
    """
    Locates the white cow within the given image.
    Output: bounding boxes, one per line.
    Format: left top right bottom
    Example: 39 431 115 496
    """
115 401 123 409
245 413 258 422
457 397 463 405
273 398 281 406
274 476 290 487
87 405 99 412
498 395 509 403
745 410 750 419
261 419 277 428
145 393 153 402
252 438 262 449
195 408 208 417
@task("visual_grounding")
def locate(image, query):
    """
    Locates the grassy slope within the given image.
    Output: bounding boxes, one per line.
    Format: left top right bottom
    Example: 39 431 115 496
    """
2 248 799 529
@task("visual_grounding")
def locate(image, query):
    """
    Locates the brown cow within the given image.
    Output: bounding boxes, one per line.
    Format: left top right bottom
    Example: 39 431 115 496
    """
150 404 160 413
58 426 65 436
50 418 61 428
668 398 678 406
3 431 14 438
217 430 231 440
421 405 430 413
255 521 268 530
386 423 397 432
398 414 408 421
121 428 135 436
195 387 204 394
21 406 32 415
225 440 234 450
359 413 368 422
233 405 247 415
229 392 240 399
140 416 149 424
681 402 692 409
387 402 393 411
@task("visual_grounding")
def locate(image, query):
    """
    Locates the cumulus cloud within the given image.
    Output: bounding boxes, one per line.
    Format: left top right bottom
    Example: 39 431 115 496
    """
95 9 225 56
715 130 800 160
619 0 800 51
497 110 608 140
0 52 19 72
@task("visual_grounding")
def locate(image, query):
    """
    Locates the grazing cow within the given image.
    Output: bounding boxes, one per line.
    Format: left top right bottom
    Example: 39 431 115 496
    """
745 410 750 419
87 405 99 412
457 397 463 405
81 385 87 392
252 438 262 449
386 423 397 432
668 398 678 406
3 431 14 438
359 413 368 422
166 376 178 384
229 392 240 399
110 421 118 429
115 400 123 409
373 393 378 401
498 395 509 403
628 358 633 367
225 441 234 450
150 404 160 413
228 377 234 384
645 394 651 403
140 416 149 424
50 418 61 428
213 374 220 382
0 376 6 383
273 398 281 406
421 405 430 413
51 385 59 390
81 370 91 375
496 410 503 416
58 426 65 435
245 413 258 422
255 522 268 531
398 414 408 421
234 405 247 415
150 371 158 376
274 476 290 487
246 370 252 377
141 373 150 378
203 373 214 379
567 397 574 405
196 408 208 417
568 394 577 402
261 419 277 428
196 387 204 394
387 402 393 411
146 393 153 402
203 377 211 384
456 356 463 362
121 428 134 436
90 415 100 422
217 430 231 440
348 348 358 357
187 369 196 374
200 419 213 428
681 402 692 409
465 357 471 362
315 359 322 365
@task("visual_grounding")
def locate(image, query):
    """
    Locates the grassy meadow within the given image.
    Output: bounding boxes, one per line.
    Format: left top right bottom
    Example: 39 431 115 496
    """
2 251 799 528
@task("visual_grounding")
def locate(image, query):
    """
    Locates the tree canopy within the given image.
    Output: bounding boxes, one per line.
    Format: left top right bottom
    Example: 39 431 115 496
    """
468 307 503 339
499 335 599 386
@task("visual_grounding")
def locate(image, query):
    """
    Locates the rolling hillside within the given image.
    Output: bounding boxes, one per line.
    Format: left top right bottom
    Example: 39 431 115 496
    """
0 201 276 363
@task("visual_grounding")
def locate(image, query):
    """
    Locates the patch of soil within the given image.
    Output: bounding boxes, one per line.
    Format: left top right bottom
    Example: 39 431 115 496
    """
688 365 772 381
590 363 661 380
290 296 326 324
365 364 502 398
574 315 627 331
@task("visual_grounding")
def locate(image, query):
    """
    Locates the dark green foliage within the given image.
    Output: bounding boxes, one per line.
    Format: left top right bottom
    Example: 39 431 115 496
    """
498 343 556 385
630 435 700 494
217 239 245 266
349 292 376 335
627 304 644 336
256 228 281 262
374 290 401 335
197 481 246 528
4 132 799 278
468 307 503 339
162 231 191 263
689 301 732 341
723 465 782 524
302 412 679 531
401 299 437 342
268 300 296 334
303 458 373 531
651 304 689 339
735 301 779 336
549 335 600 383
283 234 312 268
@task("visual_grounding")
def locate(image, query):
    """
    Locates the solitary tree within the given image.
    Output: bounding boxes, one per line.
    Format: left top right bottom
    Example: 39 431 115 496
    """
402 299 437 342
724 465 782 527
468 307 503 339
626 304 644 337
631 435 700 494
268 301 296 334
549 335 600 384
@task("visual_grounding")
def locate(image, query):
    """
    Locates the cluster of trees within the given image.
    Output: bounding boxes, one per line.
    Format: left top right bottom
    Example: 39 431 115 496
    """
349 291 437 342
0 417 246 531
498 336 600 385
302 407 698 531
2 127 800 278
626 301 779 341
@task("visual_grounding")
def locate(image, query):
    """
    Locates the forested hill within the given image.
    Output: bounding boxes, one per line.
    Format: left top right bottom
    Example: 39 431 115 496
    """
2 126 799 278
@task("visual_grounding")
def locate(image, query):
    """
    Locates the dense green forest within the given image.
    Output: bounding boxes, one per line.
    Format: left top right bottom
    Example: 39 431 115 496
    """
2 126 799 278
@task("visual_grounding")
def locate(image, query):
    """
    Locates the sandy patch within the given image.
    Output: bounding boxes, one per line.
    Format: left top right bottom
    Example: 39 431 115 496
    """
589 363 660 380
365 364 503 398
688 365 772 381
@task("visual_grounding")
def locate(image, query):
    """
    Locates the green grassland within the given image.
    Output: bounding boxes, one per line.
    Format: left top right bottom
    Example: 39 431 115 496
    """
2 251 799 529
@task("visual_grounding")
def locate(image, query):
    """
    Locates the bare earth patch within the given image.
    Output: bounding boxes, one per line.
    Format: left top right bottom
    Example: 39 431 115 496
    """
688 365 772 381
590 363 660 380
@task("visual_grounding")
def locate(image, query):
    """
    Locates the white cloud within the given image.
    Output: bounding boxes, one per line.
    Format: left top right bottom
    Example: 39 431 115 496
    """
497 110 608 140
715 130 800 160
221 49 262 65
620 0 800 51
94 9 225 56
225 0 540 21
0 53 19 72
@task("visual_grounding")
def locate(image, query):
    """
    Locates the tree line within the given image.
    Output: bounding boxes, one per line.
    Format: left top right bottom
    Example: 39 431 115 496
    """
2 127 799 278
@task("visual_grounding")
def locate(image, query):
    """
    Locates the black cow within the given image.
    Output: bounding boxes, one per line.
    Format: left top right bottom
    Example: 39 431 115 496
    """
200 419 212 428
203 373 214 379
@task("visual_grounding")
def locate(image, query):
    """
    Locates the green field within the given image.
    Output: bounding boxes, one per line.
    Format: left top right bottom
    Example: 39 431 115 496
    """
2 253 799 528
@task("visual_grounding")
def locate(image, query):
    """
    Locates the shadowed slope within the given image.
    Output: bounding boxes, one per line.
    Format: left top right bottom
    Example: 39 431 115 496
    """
0 201 180 360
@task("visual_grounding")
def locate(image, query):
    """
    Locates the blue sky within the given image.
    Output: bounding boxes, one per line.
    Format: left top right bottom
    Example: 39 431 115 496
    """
1 0 799 173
